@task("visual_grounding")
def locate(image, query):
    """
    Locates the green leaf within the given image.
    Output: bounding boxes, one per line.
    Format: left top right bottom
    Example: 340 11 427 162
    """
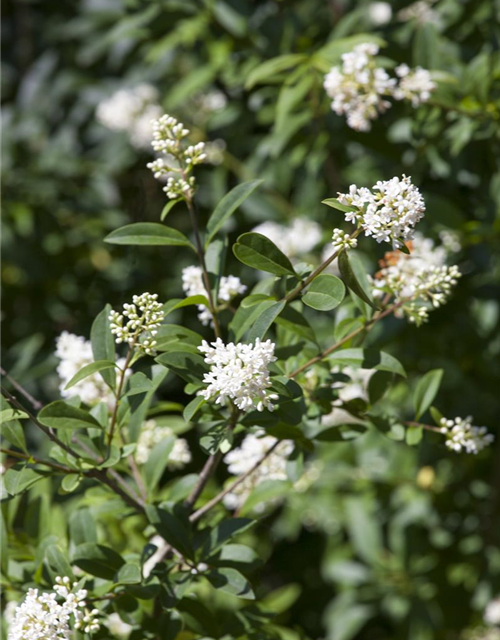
38 401 101 430
3 467 44 495
241 294 275 308
146 505 194 560
206 567 255 599
162 296 209 318
406 425 423 446
345 497 383 563
322 198 358 213
72 543 125 580
115 563 141 585
430 406 444 426
199 424 231 455
142 436 175 494
155 352 207 385
45 545 74 581
205 180 264 247
183 397 206 422
245 54 306 89
0 408 28 422
413 369 444 420
230 299 277 343
60 474 82 494
313 423 368 442
302 274 346 311
64 360 118 391
198 518 255 558
246 301 285 342
1 419 28 452
233 232 297 276
91 304 116 390
338 251 378 310
208 544 260 572
161 198 183 221
104 223 195 251
328 348 406 377
69 509 97 546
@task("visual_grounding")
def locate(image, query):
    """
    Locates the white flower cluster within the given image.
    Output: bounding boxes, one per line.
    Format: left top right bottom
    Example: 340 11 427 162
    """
323 43 435 131
109 292 164 355
439 416 494 454
135 419 191 468
331 228 358 252
199 338 278 412
106 613 133 639
337 175 425 247
147 114 206 201
371 233 460 324
96 84 162 149
485 596 500 627
8 577 100 640
252 218 322 259
55 332 127 408
393 64 436 106
223 432 293 509
182 265 246 326
397 0 440 25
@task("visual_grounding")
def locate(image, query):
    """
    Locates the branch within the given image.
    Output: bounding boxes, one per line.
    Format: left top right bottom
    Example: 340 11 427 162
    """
189 440 280 523
0 447 76 474
0 367 42 410
107 348 133 453
283 231 361 304
289 300 403 378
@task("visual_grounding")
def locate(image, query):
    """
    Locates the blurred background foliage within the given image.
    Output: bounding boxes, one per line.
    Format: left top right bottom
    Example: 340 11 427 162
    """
2 0 500 638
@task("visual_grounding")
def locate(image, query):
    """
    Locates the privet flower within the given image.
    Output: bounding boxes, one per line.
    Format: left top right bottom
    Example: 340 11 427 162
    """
485 596 500 627
135 419 191 468
252 218 322 259
439 416 494 454
181 266 246 326
199 338 278 412
96 84 162 149
323 43 435 130
106 613 133 639
223 432 293 509
55 332 128 408
393 64 436 106
8 576 100 640
331 228 358 252
337 175 425 248
109 293 164 355
147 114 206 200
371 233 460 324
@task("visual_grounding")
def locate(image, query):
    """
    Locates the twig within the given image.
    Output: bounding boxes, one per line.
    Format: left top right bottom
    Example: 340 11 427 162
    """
283 231 361 304
289 300 403 378
128 454 148 502
0 447 76 474
0 367 42 410
403 421 442 433
107 348 133 453
189 440 280 523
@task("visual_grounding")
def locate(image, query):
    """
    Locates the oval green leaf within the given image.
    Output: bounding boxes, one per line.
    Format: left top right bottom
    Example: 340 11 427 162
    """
233 232 297 277
338 251 379 310
38 401 102 430
413 369 444 420
104 223 195 251
64 360 118 391
302 274 345 311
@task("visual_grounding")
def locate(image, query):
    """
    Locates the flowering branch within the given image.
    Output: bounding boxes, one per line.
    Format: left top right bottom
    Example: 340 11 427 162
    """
289 300 403 378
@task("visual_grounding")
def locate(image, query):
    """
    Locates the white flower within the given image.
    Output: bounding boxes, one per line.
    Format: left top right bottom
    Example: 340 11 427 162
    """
96 84 162 150
439 416 494 454
439 229 461 253
397 0 440 25
106 613 133 639
485 597 500 627
135 419 191 468
331 228 358 252
55 332 128 408
368 2 392 24
252 218 322 259
199 338 278 412
223 432 293 509
181 266 246 326
337 175 425 247
394 64 435 106
324 43 396 131
8 577 100 640
371 233 460 324
109 293 164 355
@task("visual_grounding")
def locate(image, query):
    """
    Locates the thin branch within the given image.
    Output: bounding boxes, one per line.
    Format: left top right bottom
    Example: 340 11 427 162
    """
289 300 403 378
0 367 42 410
127 454 148 502
403 421 442 433
283 231 361 304
189 440 280 523
107 348 133 453
0 447 76 474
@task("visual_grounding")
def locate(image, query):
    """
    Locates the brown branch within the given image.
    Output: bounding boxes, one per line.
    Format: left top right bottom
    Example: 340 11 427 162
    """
0 367 42 410
403 421 442 434
283 231 361 304
289 300 403 378
189 440 280 523
0 447 76 474
128 454 148 502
